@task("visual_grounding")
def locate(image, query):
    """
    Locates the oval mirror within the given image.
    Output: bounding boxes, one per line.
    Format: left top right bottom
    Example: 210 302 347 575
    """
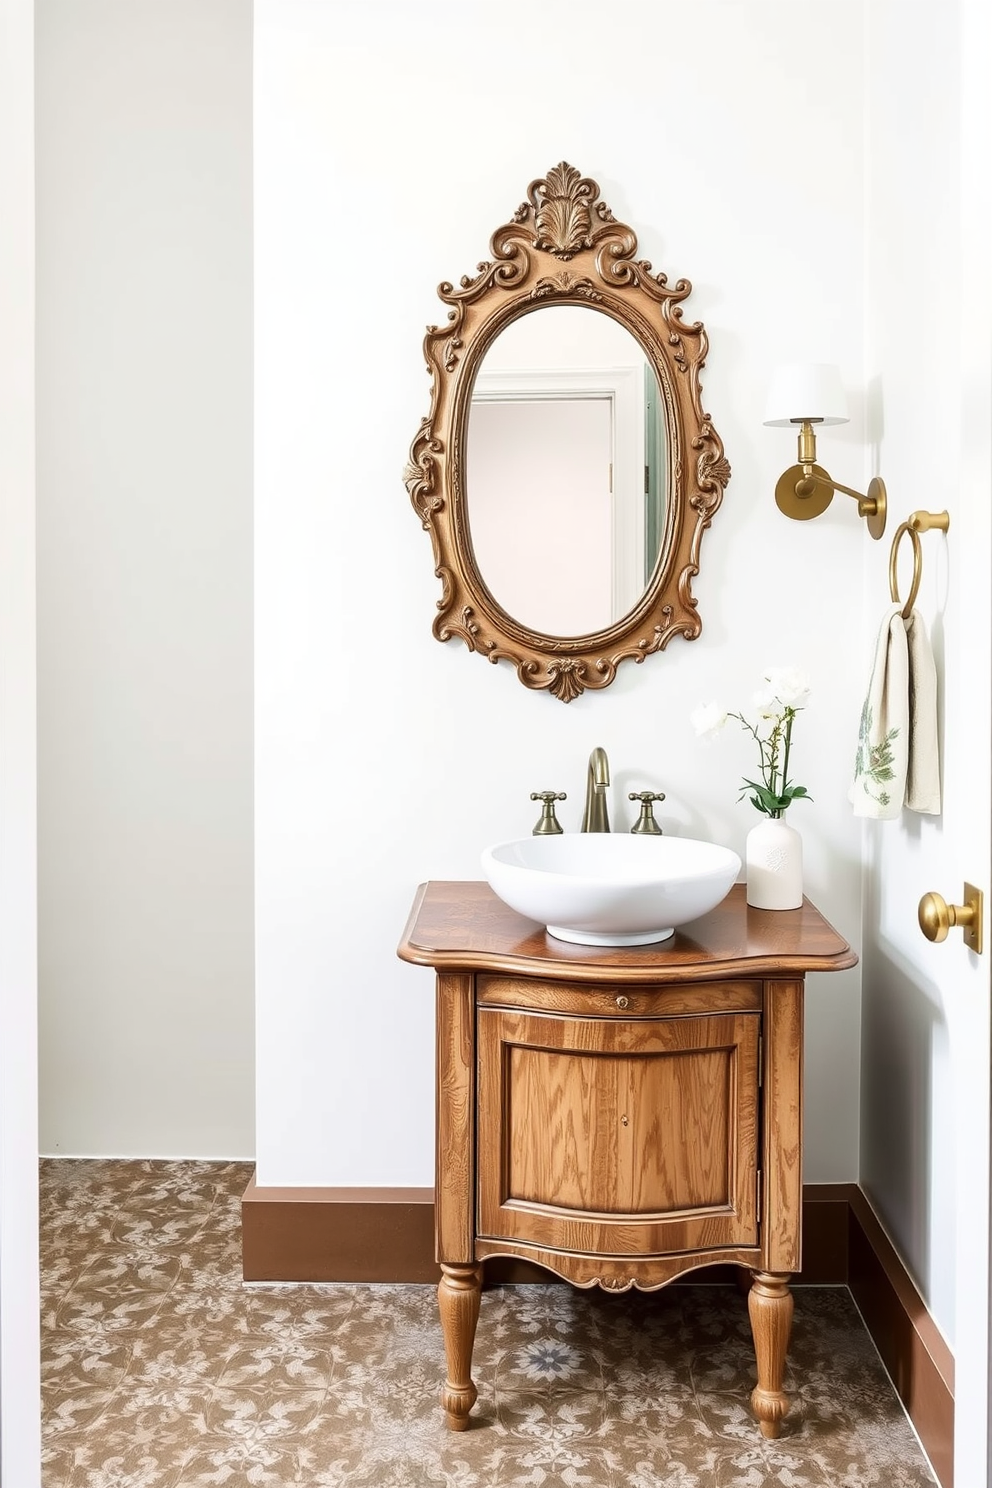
405 163 731 702
467 306 666 637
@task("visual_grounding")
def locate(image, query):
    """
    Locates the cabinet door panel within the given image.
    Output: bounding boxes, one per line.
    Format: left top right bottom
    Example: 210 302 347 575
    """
478 1009 759 1256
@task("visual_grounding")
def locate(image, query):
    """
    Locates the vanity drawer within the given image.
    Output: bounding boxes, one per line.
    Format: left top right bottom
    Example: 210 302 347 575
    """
476 975 762 1019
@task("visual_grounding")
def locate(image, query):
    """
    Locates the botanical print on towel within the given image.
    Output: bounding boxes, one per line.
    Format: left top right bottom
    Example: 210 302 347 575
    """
851 605 910 819
853 700 901 811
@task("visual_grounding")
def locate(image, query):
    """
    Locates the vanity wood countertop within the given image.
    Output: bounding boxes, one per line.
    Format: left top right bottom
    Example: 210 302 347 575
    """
398 880 858 982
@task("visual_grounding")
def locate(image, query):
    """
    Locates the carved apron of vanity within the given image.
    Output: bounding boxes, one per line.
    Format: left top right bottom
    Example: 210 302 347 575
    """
398 880 857 1438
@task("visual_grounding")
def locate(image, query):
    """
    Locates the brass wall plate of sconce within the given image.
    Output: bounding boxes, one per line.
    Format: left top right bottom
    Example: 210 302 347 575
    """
404 163 731 703
774 464 834 522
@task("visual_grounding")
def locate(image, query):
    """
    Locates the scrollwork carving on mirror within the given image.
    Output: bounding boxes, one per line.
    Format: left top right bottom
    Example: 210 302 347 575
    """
404 163 731 703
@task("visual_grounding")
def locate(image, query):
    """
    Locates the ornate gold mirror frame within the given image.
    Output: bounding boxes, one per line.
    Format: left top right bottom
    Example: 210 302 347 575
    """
404 163 731 703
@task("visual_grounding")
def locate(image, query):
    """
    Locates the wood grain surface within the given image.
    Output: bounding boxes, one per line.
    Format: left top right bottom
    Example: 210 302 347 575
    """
399 879 858 1438
477 1006 759 1256
399 881 857 982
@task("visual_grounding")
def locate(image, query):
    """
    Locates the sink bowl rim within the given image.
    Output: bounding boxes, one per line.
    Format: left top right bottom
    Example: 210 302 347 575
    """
482 833 742 885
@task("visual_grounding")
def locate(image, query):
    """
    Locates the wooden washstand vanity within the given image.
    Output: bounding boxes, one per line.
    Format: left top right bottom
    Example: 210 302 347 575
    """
397 880 857 1438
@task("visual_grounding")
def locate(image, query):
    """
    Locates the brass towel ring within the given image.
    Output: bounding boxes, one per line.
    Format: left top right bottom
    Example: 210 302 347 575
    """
888 523 921 619
888 509 950 619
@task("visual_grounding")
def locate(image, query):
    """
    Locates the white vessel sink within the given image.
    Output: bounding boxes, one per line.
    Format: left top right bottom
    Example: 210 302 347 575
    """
481 833 742 947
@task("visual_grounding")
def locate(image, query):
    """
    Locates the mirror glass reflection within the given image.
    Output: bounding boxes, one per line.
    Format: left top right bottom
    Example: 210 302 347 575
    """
467 306 667 637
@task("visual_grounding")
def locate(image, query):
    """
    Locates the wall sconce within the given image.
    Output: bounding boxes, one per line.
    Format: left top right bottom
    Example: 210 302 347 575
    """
764 362 887 540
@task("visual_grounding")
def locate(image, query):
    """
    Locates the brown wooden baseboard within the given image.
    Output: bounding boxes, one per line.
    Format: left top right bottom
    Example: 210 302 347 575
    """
241 1180 438 1283
241 1177 951 1486
241 1180 852 1285
848 1185 953 1488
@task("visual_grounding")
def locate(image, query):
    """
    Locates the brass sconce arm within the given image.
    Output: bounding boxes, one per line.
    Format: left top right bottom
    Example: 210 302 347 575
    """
775 419 887 540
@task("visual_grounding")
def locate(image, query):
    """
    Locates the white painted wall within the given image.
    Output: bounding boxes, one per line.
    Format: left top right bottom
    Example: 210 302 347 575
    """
0 0 41 1479
861 3 992 1471
254 0 866 1189
35 0 255 1157
11 0 986 1479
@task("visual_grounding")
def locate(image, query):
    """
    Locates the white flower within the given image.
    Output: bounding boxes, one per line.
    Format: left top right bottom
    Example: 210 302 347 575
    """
751 688 785 721
691 702 728 740
688 667 812 819
762 666 811 710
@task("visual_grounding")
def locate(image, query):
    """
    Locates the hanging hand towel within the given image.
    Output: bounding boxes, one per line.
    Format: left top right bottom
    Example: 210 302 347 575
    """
850 604 941 819
904 608 941 814
851 605 909 819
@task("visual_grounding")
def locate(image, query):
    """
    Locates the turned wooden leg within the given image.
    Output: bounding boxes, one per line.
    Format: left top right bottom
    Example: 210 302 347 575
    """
437 1263 483 1430
748 1270 794 1438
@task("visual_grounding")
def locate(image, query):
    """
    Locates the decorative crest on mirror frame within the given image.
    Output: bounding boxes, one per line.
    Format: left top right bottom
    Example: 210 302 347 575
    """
404 162 731 703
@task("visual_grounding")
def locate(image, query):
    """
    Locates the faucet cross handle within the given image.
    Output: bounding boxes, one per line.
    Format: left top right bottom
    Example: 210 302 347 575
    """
530 790 567 836
628 790 666 836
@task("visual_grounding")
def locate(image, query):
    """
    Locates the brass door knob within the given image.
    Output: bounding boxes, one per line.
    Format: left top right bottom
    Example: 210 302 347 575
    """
918 884 984 954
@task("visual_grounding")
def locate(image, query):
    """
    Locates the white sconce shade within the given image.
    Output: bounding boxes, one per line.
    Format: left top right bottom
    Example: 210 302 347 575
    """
763 363 850 427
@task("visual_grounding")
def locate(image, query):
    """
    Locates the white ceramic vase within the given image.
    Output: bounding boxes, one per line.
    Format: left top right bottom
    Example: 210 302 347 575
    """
745 814 803 910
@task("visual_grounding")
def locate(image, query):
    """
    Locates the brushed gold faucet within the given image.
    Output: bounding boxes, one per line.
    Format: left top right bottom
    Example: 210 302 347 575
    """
581 747 611 832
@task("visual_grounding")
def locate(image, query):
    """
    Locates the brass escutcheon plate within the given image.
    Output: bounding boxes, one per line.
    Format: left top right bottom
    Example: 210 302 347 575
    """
775 464 833 521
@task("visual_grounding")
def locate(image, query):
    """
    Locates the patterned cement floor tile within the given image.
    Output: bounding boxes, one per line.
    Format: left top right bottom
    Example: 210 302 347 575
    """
41 1159 938 1488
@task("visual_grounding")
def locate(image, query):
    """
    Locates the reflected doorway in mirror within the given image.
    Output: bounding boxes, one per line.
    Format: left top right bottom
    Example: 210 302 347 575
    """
468 305 668 636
